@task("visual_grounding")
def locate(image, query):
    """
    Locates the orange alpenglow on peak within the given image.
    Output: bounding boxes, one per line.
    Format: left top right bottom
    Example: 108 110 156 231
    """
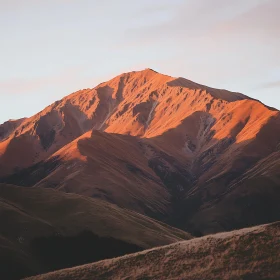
0 69 279 238
0 69 277 177
0 69 280 280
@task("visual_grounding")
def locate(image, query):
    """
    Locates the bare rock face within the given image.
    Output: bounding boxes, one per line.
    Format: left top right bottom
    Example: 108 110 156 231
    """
0 118 26 141
1 68 280 235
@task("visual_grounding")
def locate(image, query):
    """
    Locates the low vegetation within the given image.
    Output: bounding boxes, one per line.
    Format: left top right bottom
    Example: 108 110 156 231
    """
27 221 280 280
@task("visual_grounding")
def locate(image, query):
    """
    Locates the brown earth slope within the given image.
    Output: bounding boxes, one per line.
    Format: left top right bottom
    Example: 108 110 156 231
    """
0 68 250 176
0 184 190 280
1 69 280 235
26 221 280 280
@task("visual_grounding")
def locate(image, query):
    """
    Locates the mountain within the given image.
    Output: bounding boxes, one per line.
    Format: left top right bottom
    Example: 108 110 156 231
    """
1 68 280 235
0 68 249 176
0 118 26 141
0 183 190 280
26 221 280 280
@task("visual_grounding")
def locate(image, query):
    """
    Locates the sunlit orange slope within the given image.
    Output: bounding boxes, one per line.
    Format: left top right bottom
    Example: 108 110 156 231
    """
1 69 280 234
0 69 259 175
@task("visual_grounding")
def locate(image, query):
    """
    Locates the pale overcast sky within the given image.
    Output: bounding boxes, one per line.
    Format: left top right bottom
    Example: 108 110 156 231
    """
0 0 279 123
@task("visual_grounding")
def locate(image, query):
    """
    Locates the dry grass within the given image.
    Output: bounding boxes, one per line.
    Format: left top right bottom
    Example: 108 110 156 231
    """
27 221 280 280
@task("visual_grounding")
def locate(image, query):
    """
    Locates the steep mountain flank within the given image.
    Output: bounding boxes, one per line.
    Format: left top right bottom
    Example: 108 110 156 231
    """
1 69 280 235
0 69 250 176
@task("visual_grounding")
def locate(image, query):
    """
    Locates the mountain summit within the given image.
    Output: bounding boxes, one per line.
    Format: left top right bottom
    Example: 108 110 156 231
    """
0 69 252 174
1 69 280 235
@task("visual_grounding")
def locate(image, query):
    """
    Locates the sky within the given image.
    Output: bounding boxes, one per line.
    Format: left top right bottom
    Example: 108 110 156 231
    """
0 0 279 123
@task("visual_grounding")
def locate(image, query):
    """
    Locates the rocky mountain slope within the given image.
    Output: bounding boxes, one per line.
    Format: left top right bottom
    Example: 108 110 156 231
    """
0 68 250 176
0 183 190 280
1 69 280 235
26 221 280 280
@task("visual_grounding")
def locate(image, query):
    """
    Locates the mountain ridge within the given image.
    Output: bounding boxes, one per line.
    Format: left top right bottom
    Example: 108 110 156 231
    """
0 69 271 176
1 69 280 236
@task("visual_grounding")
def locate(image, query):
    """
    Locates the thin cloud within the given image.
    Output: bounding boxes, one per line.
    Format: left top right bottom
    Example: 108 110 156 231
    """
0 68 83 95
260 80 280 89
124 0 277 42
213 0 280 39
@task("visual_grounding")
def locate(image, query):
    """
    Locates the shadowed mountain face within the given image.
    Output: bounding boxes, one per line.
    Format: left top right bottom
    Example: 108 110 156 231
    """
1 69 280 235
0 184 190 280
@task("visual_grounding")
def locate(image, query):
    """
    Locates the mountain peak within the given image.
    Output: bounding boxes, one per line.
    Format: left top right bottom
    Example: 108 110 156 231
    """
113 69 249 103
1 69 280 276
0 68 277 176
143 68 159 73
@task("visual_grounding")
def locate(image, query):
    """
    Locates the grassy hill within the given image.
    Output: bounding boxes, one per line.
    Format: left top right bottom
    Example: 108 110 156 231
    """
0 184 191 280
26 221 280 280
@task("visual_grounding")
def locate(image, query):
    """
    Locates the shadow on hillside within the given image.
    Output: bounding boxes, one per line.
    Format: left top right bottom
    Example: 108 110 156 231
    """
30 230 142 272
148 111 280 234
0 257 34 280
1 110 280 237
0 156 62 187
3 230 142 280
